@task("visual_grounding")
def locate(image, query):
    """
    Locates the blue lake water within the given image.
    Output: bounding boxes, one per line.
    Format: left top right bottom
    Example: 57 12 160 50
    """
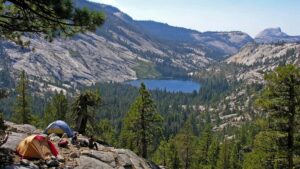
125 79 201 93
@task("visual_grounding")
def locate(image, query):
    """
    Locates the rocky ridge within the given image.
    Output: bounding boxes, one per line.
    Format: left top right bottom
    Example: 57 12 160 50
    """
0 121 160 169
189 42 300 131
0 0 255 86
226 43 300 83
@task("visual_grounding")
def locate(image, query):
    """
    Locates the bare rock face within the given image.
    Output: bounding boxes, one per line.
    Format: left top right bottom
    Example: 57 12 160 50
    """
5 121 36 134
0 0 257 86
81 150 116 167
1 132 27 151
226 43 300 83
79 148 158 169
115 149 151 169
75 156 114 169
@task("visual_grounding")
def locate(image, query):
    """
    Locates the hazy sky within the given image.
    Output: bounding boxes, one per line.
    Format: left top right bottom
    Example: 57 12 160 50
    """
89 0 300 37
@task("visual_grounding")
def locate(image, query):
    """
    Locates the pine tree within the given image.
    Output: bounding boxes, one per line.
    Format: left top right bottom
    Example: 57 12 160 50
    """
153 139 169 166
13 70 31 124
175 122 196 169
243 131 278 169
89 119 116 144
256 64 300 168
229 141 241 169
44 91 68 126
196 124 213 166
0 0 105 44
52 91 68 120
72 90 101 134
44 100 55 126
169 140 181 169
121 83 163 158
217 139 230 169
208 137 220 169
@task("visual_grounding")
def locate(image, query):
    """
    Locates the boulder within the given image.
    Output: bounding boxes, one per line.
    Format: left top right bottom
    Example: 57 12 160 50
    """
46 159 59 167
81 150 116 167
5 122 36 134
115 149 151 169
1 132 27 151
70 151 80 158
116 153 132 167
75 156 114 169
15 124 36 134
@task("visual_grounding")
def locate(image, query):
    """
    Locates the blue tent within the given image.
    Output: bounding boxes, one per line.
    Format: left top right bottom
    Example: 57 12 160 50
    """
44 120 73 137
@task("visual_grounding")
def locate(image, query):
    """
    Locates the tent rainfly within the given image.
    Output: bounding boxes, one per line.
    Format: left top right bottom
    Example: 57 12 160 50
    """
16 135 58 159
44 120 73 137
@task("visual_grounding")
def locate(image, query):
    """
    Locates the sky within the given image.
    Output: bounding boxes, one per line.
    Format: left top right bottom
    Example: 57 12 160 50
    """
89 0 300 37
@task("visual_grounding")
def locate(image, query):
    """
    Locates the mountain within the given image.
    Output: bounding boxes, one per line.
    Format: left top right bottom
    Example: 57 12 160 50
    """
0 0 255 86
226 43 300 83
255 27 300 43
137 21 254 59
187 43 300 130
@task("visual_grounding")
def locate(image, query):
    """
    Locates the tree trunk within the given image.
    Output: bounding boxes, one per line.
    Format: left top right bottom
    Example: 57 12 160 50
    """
185 147 190 169
78 116 88 134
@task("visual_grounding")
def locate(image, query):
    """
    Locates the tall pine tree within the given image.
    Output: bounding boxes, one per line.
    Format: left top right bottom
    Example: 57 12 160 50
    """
175 122 196 169
256 64 300 168
208 137 220 169
243 131 277 169
121 83 163 158
13 70 31 124
170 141 181 169
196 124 213 167
44 91 68 125
72 90 101 134
217 139 230 169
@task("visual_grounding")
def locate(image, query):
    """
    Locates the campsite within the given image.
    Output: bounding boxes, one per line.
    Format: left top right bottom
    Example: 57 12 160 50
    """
0 120 159 169
1 0 300 168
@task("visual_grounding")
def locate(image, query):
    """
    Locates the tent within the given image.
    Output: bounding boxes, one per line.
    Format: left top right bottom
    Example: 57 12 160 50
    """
16 135 58 159
44 120 73 137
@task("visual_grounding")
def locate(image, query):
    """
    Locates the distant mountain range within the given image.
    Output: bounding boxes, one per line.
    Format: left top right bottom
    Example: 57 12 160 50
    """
0 0 299 86
255 27 300 44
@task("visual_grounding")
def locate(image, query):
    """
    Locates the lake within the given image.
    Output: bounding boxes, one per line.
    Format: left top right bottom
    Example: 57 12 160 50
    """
125 79 201 93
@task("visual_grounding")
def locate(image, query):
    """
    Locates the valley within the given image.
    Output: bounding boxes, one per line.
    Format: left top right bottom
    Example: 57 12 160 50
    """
1 0 300 168
0 0 256 87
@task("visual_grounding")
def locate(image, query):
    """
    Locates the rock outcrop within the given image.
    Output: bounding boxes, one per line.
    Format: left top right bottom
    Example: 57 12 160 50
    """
0 122 161 169
226 43 300 83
